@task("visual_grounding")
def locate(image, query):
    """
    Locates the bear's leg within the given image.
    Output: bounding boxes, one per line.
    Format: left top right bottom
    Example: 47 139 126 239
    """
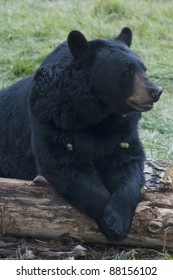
39 164 122 241
101 161 144 241
0 168 4 177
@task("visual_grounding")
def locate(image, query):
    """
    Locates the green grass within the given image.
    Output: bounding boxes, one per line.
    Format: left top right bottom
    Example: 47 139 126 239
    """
0 0 173 160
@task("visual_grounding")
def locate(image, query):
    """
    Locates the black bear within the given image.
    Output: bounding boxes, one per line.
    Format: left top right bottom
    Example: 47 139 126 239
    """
0 27 162 241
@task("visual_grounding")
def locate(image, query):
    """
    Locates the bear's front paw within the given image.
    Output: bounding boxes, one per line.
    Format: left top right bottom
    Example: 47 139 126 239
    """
103 202 133 241
98 219 122 242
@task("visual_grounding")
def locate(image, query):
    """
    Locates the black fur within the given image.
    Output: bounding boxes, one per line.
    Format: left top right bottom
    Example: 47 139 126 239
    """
0 28 162 241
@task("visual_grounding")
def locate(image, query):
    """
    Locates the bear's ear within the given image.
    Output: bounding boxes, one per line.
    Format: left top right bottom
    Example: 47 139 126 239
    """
67 30 89 61
115 27 132 47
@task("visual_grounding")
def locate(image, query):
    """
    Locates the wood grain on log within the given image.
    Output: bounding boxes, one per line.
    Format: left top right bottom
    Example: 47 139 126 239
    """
0 160 173 250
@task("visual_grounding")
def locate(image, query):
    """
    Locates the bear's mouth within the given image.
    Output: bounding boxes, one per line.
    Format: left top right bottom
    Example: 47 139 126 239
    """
127 99 154 112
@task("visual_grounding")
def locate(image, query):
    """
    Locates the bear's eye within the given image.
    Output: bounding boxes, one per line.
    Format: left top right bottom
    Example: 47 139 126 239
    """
123 65 134 76
124 69 131 75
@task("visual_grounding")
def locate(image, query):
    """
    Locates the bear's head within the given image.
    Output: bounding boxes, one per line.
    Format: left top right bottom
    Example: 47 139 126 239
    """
31 28 163 128
67 27 163 115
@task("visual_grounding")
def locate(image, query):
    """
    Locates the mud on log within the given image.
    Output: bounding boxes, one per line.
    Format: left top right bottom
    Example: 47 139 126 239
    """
0 160 173 250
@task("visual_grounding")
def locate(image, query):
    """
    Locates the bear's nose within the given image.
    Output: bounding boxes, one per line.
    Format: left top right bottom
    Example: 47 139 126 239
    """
152 86 163 101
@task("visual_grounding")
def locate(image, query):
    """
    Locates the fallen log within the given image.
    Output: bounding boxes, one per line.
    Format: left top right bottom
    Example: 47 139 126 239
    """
0 160 173 250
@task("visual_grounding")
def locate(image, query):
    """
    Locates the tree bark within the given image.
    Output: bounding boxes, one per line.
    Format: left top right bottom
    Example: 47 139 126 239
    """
0 160 173 250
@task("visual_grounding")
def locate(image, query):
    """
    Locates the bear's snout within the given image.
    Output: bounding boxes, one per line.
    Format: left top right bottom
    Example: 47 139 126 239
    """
151 85 163 102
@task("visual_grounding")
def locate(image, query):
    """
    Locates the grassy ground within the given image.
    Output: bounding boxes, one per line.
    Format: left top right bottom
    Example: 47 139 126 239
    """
0 0 173 259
